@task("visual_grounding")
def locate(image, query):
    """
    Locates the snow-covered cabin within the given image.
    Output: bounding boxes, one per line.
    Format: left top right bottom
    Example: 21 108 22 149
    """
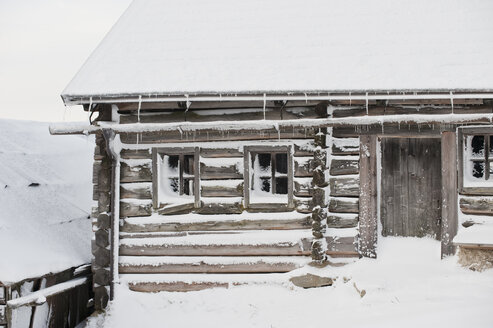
0 120 94 327
53 0 493 309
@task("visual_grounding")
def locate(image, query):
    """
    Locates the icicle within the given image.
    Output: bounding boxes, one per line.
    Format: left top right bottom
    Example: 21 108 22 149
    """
349 91 352 106
365 92 369 115
274 123 280 140
450 91 454 114
87 97 93 122
178 127 183 139
185 94 191 110
304 93 308 104
263 93 267 120
137 95 142 123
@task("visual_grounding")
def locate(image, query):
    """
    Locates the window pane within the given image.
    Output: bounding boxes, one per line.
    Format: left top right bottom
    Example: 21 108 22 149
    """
472 161 484 178
258 153 271 172
275 177 288 194
167 155 179 176
183 178 194 195
260 177 271 192
184 155 194 175
490 136 493 155
275 153 288 174
472 136 485 156
169 178 179 193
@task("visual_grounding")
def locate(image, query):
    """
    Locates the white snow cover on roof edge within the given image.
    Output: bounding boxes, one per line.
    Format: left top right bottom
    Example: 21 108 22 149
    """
63 0 493 99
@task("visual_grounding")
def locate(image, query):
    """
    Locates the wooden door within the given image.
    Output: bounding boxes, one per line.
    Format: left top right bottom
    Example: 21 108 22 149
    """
380 138 442 238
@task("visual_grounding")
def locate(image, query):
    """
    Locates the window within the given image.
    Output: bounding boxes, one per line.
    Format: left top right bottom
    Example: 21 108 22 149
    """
244 146 294 208
459 127 493 194
152 147 200 208
468 135 493 180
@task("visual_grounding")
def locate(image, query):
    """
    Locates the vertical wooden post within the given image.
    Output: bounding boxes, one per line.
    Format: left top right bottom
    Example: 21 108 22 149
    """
359 135 378 258
441 131 458 258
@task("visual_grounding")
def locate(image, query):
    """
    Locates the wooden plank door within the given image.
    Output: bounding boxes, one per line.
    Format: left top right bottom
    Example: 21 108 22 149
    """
380 138 442 238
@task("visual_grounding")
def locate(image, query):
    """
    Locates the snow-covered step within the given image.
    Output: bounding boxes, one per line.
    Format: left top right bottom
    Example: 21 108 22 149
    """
119 230 313 256
121 212 312 233
120 273 290 292
119 256 311 274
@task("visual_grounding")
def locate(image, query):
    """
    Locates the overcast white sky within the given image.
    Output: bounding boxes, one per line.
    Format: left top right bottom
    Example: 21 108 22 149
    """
0 0 132 122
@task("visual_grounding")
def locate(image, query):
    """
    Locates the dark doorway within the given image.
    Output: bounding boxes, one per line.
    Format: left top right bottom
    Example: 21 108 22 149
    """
380 138 442 238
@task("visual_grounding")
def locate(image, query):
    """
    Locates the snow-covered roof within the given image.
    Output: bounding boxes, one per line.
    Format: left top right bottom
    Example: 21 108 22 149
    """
0 120 93 284
63 0 493 103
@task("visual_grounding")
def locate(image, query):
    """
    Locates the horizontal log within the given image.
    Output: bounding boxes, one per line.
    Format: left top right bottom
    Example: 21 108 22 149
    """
332 104 491 118
51 113 493 136
460 187 493 196
328 198 359 213
121 216 312 232
120 183 152 199
196 201 243 214
120 243 308 256
119 127 318 144
460 198 493 216
330 177 360 197
326 236 357 253
294 197 314 213
294 179 313 197
333 124 445 138
200 162 242 180
119 257 305 274
200 148 243 158
294 158 313 177
330 159 359 176
120 148 152 159
116 100 321 112
120 201 152 217
119 108 283 124
331 138 359 155
294 143 315 156
157 202 195 215
327 215 359 228
201 182 243 197
120 161 152 183
128 281 229 292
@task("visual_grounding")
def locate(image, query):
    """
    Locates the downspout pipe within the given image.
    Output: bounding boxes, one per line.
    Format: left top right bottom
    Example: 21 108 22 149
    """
102 129 121 301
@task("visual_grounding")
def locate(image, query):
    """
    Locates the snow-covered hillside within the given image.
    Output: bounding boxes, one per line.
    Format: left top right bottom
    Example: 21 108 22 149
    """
0 119 94 283
88 237 493 328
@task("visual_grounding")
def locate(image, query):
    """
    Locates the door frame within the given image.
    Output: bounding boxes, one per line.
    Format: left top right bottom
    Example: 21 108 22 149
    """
358 131 458 258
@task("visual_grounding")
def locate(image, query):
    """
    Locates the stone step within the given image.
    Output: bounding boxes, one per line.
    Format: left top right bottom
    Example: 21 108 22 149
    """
119 256 311 274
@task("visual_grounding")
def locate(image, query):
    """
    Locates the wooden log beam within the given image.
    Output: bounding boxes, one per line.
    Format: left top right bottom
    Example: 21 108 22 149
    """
459 198 493 216
441 131 459 258
121 216 312 232
50 113 493 135
119 259 304 274
358 135 378 258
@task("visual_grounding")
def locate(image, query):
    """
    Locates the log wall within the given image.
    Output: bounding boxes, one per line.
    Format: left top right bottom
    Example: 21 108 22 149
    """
88 99 493 294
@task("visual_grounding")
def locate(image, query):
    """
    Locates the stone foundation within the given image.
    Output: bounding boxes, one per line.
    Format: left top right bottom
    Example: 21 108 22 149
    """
458 247 493 272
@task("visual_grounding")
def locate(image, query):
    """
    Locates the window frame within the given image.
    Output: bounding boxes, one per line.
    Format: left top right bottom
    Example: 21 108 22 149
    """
152 147 200 209
458 127 493 195
243 145 294 209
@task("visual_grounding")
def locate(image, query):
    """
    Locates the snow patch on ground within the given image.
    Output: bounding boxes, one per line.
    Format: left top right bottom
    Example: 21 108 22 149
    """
87 237 493 328
0 119 94 283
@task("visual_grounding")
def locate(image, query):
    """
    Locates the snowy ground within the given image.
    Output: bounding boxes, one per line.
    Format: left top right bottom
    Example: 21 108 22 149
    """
0 119 93 283
86 237 493 328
